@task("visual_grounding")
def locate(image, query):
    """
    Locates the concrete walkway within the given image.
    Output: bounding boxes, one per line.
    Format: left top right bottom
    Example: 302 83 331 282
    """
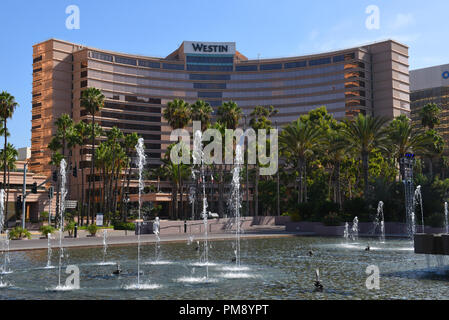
6 227 312 252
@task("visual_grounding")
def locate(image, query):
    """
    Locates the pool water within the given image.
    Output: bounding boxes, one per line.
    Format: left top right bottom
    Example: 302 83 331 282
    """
0 236 448 300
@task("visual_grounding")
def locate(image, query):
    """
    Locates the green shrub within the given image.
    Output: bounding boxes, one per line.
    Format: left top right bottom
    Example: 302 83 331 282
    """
40 225 55 238
40 211 49 222
428 213 445 228
87 224 98 236
322 213 343 226
9 227 31 240
113 222 136 231
65 221 76 237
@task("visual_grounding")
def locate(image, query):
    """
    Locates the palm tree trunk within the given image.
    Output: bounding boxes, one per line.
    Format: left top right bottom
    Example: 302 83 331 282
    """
362 152 369 199
303 161 308 203
336 162 342 210
2 119 6 229
218 165 224 217
90 114 95 225
81 167 85 226
124 165 132 222
6 165 10 222
297 159 303 204
113 166 120 214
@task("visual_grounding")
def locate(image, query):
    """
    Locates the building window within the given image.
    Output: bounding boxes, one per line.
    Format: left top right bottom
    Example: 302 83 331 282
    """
260 63 282 71
33 56 42 63
309 57 332 66
162 63 184 70
186 56 234 64
91 52 113 62
189 74 230 81
33 68 42 74
80 80 88 88
139 60 161 69
235 65 258 72
187 64 233 72
81 70 88 78
198 92 223 98
284 61 307 69
115 56 137 66
193 83 226 89
32 114 41 120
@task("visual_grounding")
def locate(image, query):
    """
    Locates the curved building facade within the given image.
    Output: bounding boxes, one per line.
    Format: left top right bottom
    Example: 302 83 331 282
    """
30 39 410 201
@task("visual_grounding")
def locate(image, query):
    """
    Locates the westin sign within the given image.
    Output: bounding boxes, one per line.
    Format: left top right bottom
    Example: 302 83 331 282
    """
184 41 236 55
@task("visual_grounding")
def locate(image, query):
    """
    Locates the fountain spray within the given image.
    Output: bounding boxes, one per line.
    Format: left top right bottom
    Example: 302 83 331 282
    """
351 216 359 241
58 159 67 288
374 201 385 242
136 138 146 286
230 142 244 266
102 229 108 264
153 217 160 261
445 202 448 234
414 186 424 233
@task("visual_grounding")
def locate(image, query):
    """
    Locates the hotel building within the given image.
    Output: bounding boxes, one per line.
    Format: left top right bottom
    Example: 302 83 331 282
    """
30 39 410 210
410 63 449 154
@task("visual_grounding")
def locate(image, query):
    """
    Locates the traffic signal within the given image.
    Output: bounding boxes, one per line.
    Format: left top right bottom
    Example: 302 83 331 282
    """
16 195 22 211
73 166 78 177
48 186 54 199
52 170 58 182
31 182 38 194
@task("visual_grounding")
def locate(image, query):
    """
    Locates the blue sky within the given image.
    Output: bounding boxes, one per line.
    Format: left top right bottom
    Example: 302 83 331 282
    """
0 0 448 149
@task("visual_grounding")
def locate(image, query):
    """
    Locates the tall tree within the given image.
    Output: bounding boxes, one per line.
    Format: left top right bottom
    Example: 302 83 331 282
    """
191 100 213 131
249 105 278 216
0 143 17 223
420 103 442 130
121 132 140 221
163 99 191 220
279 118 322 203
341 114 389 200
80 88 105 224
217 101 242 130
73 121 90 225
0 92 18 203
387 115 434 180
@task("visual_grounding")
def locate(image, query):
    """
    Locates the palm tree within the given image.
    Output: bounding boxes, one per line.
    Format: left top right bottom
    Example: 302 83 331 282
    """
191 100 213 131
420 103 442 130
279 118 322 203
0 91 18 195
249 105 278 216
387 115 434 180
73 121 90 225
341 114 389 200
95 142 111 217
80 88 105 223
105 127 124 215
324 130 349 208
163 99 191 220
0 143 17 223
217 101 242 130
121 132 140 221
